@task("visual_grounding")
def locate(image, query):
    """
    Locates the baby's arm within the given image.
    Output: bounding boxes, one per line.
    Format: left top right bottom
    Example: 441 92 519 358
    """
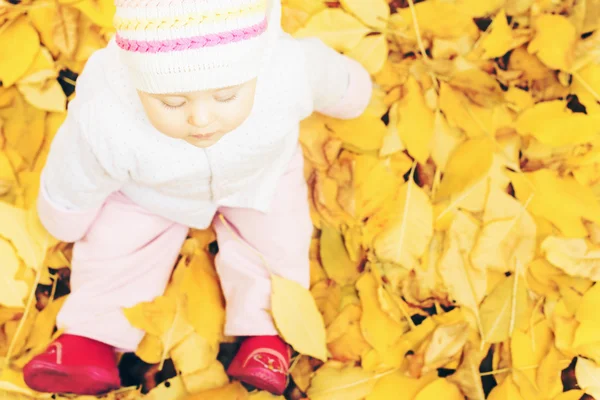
298 37 372 119
38 101 127 243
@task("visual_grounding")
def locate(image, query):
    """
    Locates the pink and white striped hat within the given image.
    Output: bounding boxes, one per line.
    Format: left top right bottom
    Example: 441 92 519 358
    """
113 0 280 94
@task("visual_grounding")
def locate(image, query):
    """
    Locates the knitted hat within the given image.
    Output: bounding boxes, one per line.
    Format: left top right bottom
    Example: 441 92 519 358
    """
113 0 280 94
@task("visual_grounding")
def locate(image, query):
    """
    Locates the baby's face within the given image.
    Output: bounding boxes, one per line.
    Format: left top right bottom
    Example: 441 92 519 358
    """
137 78 257 148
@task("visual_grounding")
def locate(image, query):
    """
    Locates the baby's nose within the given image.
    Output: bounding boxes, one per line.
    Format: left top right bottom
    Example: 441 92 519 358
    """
188 110 213 127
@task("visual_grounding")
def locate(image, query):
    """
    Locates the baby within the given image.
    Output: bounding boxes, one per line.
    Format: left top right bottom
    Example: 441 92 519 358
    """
23 0 372 396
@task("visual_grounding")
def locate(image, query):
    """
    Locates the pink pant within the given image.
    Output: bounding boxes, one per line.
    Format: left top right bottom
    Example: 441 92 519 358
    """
39 151 313 352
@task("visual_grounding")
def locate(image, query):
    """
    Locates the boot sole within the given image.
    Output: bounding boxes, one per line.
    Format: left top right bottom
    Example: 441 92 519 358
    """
24 360 120 395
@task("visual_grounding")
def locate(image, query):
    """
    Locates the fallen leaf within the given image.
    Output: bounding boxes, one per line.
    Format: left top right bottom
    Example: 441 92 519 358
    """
306 363 383 400
515 100 600 147
435 137 494 202
528 14 577 71
396 77 435 164
371 171 434 270
295 8 371 52
0 17 40 87
53 5 79 58
414 378 464 400
340 0 389 29
271 275 327 361
320 224 361 286
479 274 531 343
346 34 388 75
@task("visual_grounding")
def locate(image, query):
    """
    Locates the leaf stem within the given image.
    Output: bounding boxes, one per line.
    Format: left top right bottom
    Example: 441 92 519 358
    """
5 265 42 364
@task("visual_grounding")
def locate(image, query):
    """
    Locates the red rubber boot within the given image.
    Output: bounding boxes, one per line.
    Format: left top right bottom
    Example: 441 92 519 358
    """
23 334 121 395
227 336 290 395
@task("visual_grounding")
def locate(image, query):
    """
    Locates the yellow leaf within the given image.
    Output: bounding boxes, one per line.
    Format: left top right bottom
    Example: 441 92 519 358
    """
510 169 600 237
380 102 405 156
0 17 40 88
471 187 536 272
320 224 361 286
70 0 116 28
439 83 487 138
124 296 177 337
372 177 434 269
480 9 531 59
0 240 28 307
488 375 525 400
422 321 469 373
438 212 487 317
414 378 463 400
180 253 225 346
396 77 434 164
511 320 553 386
515 100 600 147
0 367 38 397
504 87 534 113
479 274 531 343
327 304 372 361
187 381 249 399
311 279 342 326
29 5 61 57
136 334 163 364
577 283 600 323
356 272 407 356
145 377 187 400
366 370 437 400
455 0 504 17
340 0 390 29
536 346 563 399
19 48 56 85
0 203 57 271
181 360 229 394
327 113 387 152
448 341 487 399
346 34 388 75
435 137 494 202
431 110 463 171
290 355 313 392
306 363 383 400
53 5 79 57
542 237 600 281
354 154 401 220
575 357 600 399
170 332 218 374
17 80 67 113
392 1 479 40
572 63 600 115
0 92 46 166
528 14 577 71
294 8 370 52
504 0 533 14
448 67 505 108
271 274 327 361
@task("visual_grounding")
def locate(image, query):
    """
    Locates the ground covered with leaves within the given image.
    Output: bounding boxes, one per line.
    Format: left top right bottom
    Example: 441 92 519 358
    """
0 0 600 399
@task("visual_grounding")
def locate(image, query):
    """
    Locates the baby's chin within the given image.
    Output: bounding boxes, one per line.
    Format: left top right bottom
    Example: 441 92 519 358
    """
183 132 227 148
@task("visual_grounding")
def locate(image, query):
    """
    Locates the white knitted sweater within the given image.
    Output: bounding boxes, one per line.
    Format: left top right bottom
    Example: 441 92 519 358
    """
41 34 371 230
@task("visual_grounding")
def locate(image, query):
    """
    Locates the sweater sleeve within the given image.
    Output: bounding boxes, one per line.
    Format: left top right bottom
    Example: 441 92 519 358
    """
297 37 373 120
38 99 127 242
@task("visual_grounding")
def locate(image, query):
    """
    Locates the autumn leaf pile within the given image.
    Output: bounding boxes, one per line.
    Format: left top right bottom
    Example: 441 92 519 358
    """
1 0 600 398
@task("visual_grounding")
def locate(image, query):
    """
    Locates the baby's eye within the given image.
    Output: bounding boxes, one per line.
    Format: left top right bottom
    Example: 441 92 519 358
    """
214 94 238 103
161 101 186 109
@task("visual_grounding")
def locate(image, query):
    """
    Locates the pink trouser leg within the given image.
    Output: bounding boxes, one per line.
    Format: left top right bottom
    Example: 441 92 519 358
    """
213 149 313 336
55 192 189 351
